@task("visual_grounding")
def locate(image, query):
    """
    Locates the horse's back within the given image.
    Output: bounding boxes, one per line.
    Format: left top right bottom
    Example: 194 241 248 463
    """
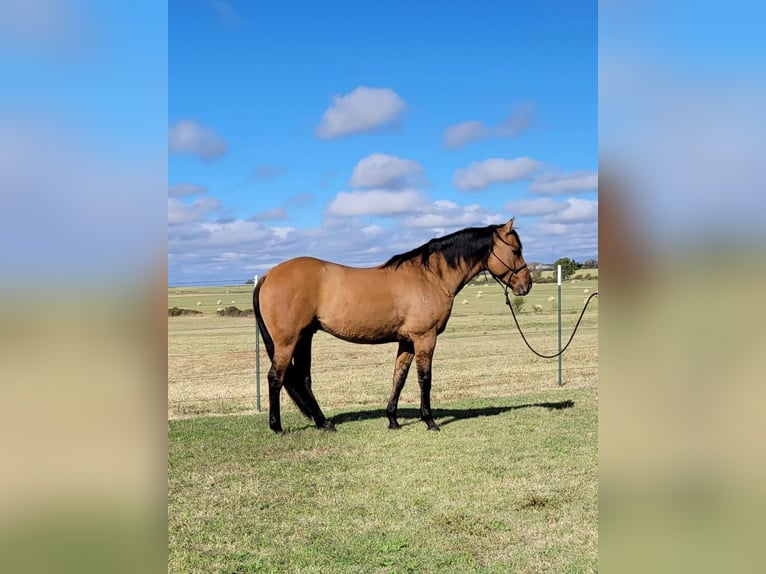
259 257 404 343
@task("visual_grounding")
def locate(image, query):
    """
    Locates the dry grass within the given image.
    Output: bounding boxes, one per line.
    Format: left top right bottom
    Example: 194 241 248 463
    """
168 279 597 420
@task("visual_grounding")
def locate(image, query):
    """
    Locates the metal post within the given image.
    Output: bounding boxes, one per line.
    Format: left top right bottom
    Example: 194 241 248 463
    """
557 265 562 386
254 274 261 412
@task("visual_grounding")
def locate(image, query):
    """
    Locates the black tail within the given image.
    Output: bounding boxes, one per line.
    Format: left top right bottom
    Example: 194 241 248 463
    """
253 275 274 361
253 275 313 420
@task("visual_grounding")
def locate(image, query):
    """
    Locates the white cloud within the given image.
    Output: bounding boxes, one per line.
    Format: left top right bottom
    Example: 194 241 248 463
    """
496 102 535 137
315 86 405 139
286 192 316 206
168 119 228 161
252 164 286 182
443 121 490 149
195 219 275 247
522 220 599 262
361 225 385 237
270 226 295 239
543 198 598 224
168 197 221 225
168 183 207 198
249 207 287 221
444 103 535 149
453 157 540 191
403 202 501 229
349 153 424 189
505 197 565 217
325 189 425 217
432 199 458 209
529 170 598 195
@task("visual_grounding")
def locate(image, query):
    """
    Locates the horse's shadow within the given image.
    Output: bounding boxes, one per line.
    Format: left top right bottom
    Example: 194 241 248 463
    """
329 400 574 428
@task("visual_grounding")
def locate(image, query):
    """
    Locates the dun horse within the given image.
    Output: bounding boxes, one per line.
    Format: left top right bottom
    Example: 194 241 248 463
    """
253 218 532 433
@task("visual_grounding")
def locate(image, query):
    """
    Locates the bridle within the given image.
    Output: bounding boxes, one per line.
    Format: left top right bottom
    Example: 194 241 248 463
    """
487 231 527 283
487 230 599 360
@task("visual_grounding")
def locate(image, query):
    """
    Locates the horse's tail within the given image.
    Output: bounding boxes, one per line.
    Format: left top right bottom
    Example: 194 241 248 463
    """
253 273 314 419
253 275 275 362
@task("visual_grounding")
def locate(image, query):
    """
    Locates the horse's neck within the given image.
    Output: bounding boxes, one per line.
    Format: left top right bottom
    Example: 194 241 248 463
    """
433 259 484 297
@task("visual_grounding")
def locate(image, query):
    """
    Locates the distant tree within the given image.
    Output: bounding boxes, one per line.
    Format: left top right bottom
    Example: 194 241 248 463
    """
553 257 579 281
582 258 599 269
244 278 255 285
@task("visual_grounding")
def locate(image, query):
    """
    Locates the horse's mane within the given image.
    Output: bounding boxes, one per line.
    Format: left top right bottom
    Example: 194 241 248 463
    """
382 224 519 270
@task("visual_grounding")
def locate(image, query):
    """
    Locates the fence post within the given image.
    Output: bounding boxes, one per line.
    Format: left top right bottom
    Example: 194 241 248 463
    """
254 274 261 412
557 265 562 386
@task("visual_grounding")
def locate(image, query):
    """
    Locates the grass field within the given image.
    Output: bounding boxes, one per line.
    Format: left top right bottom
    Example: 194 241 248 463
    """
168 273 598 572
168 274 597 419
169 387 597 573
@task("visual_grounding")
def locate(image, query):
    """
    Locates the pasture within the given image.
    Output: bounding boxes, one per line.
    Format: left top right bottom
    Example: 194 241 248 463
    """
168 275 598 572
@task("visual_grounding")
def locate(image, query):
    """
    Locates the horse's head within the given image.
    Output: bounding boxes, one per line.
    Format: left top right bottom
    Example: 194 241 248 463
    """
487 218 532 296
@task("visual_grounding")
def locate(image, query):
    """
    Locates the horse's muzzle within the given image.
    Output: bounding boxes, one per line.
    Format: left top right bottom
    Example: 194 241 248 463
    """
513 281 532 296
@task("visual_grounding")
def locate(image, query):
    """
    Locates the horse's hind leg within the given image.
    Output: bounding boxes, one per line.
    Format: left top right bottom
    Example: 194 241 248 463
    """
386 341 414 429
288 334 335 432
267 343 297 434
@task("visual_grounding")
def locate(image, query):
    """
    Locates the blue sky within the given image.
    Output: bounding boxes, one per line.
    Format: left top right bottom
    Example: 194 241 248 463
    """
169 0 597 285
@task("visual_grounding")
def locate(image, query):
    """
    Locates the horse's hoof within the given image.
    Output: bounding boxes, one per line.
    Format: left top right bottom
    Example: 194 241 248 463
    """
388 422 401 430
426 423 440 432
320 421 337 432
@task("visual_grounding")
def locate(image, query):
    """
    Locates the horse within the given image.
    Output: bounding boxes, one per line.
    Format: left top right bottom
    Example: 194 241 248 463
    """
253 217 532 433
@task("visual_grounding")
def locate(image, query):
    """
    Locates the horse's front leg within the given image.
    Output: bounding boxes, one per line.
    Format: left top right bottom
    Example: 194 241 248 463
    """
413 333 439 431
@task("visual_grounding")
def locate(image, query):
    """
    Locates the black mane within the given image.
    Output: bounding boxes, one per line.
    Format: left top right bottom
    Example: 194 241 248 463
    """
382 224 518 270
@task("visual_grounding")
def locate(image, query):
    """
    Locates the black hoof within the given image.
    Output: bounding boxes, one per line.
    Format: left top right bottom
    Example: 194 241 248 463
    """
319 421 337 432
388 421 401 430
425 421 440 431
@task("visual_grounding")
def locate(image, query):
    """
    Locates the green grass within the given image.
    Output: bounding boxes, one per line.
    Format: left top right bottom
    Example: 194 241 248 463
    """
168 278 598 571
168 387 597 573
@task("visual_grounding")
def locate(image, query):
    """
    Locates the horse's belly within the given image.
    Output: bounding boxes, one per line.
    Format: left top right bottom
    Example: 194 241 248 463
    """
318 317 400 345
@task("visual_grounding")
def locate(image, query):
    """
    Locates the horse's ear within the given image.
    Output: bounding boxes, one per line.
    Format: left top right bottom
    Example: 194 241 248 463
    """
500 217 515 235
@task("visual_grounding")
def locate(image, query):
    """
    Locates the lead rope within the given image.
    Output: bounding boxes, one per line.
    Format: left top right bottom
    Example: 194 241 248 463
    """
493 276 598 359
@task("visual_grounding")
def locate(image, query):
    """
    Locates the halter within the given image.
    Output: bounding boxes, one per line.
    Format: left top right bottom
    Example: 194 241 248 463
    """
488 231 528 280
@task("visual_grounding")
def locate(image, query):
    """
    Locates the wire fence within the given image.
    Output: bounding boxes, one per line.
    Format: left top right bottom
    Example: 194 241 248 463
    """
168 278 598 419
